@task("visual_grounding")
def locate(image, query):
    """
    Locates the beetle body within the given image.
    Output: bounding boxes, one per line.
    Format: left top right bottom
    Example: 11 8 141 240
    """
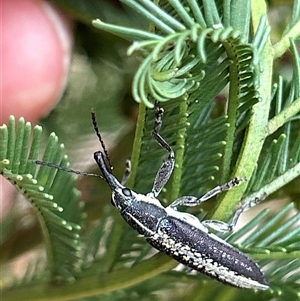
94 150 269 290
33 107 269 290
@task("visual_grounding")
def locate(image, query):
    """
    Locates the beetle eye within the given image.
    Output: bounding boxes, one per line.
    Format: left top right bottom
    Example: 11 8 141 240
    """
122 188 132 197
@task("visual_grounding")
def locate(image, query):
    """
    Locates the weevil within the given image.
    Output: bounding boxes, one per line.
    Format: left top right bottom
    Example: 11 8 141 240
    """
92 105 269 290
34 105 269 289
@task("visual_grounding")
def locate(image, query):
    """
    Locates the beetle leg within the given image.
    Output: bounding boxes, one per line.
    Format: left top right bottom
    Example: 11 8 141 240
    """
197 177 246 204
202 195 265 232
170 177 246 209
121 158 131 185
148 104 175 198
169 196 198 210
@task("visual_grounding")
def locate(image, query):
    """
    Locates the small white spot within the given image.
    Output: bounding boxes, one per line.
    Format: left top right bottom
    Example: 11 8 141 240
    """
213 23 223 29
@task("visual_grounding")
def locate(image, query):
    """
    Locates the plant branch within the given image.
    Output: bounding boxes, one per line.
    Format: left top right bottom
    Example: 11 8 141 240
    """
249 251 300 260
92 19 163 41
242 162 300 204
267 97 300 136
2 253 176 301
212 4 273 221
273 20 300 59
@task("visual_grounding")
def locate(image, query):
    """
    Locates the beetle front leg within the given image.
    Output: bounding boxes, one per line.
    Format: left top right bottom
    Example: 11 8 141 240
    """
148 105 175 198
121 159 131 185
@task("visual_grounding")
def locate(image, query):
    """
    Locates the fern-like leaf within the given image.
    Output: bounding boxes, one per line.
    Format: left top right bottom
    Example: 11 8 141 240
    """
0 116 83 282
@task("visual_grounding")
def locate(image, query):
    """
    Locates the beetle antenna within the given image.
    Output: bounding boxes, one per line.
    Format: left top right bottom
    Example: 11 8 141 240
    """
31 160 103 178
91 110 113 171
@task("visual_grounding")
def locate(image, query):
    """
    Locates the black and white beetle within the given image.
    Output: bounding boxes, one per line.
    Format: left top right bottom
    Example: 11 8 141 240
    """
34 105 269 289
91 105 269 290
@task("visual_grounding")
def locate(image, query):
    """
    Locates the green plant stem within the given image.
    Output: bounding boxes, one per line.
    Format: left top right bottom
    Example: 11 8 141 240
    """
252 251 300 260
127 103 147 188
221 39 241 182
212 0 273 221
92 19 162 41
2 253 176 301
242 162 300 203
273 20 300 59
267 97 300 136
3 247 296 301
170 99 188 200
